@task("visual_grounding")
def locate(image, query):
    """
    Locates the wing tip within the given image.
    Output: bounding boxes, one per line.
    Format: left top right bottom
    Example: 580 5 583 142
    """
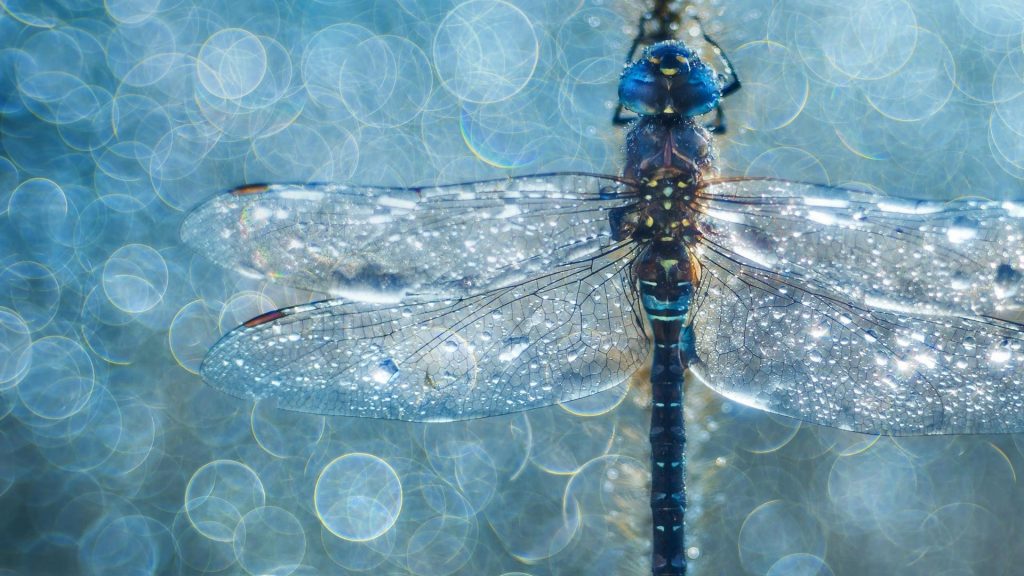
231 183 270 196
243 309 287 327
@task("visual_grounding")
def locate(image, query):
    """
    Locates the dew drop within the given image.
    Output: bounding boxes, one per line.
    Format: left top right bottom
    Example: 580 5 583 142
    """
990 343 1011 364
963 336 976 351
807 350 823 363
371 358 400 384
946 216 979 243
951 272 971 291
994 263 1022 300
915 353 936 370
498 336 530 362
730 228 779 268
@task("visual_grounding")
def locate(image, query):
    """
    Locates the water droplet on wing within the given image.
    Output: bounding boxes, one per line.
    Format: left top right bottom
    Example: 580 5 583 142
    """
371 358 400 384
946 216 979 243
498 336 530 362
990 342 1011 364
994 263 1022 300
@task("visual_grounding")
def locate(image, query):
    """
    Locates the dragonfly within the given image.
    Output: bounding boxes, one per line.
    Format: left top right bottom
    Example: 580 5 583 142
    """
181 6 1024 576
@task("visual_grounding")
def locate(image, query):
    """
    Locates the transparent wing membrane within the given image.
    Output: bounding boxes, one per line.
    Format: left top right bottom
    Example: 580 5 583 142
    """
201 247 648 421
696 178 1024 318
691 242 1024 435
185 170 1024 435
181 173 636 301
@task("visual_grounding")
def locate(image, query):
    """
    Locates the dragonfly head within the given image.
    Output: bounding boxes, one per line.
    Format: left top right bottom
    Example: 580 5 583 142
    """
618 40 722 118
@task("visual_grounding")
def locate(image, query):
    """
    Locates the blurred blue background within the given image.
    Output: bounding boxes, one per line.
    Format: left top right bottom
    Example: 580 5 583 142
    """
1 0 1024 574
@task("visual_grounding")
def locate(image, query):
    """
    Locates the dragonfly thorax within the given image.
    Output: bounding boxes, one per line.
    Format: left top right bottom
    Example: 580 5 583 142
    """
628 168 702 244
624 115 714 182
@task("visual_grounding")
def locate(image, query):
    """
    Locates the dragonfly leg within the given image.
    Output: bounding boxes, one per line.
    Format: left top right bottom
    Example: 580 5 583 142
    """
696 21 741 135
704 107 727 135
613 13 656 126
702 28 742 98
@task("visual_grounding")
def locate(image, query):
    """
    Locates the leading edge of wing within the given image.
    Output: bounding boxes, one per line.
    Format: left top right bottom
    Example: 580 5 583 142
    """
693 176 1024 319
180 171 637 234
179 172 640 301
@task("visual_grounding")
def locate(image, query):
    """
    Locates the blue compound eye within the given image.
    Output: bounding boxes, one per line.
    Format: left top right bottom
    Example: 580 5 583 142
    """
618 41 723 118
669 64 720 116
618 59 666 116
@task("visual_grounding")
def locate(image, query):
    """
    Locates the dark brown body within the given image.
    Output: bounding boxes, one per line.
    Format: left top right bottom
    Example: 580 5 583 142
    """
624 114 713 575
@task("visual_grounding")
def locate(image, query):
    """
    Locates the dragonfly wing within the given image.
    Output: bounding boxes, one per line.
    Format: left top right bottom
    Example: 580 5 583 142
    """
181 173 636 301
690 242 1024 435
200 246 647 421
695 178 1024 317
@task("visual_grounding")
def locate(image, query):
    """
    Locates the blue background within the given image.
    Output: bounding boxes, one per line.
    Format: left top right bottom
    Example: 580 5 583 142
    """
1 0 1023 574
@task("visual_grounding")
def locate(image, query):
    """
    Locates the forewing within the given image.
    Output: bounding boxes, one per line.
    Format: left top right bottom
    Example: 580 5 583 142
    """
181 173 636 300
201 246 647 421
690 242 1024 435
695 178 1024 317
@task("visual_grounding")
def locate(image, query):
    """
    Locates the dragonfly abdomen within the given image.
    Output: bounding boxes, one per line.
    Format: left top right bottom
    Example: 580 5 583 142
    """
649 343 687 576
637 241 695 576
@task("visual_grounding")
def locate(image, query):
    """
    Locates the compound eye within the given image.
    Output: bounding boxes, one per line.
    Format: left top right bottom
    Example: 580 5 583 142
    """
618 59 666 116
667 62 721 116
